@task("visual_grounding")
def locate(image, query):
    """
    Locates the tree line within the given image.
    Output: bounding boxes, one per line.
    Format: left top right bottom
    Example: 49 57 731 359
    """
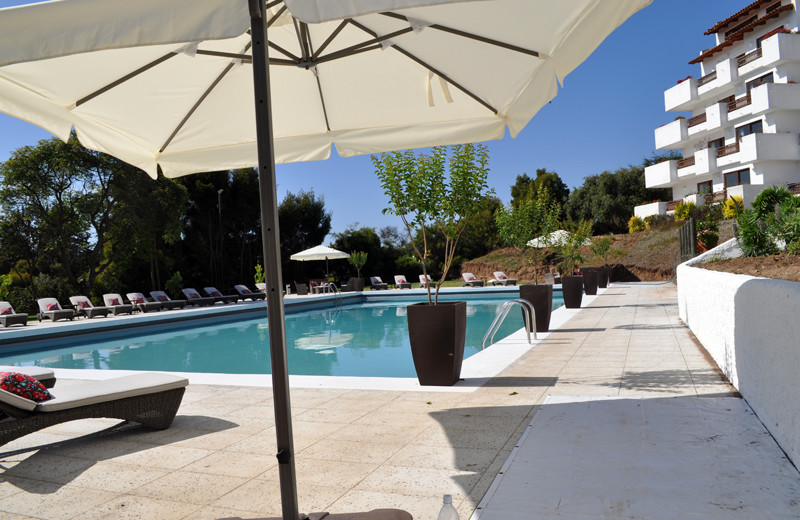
0 135 671 313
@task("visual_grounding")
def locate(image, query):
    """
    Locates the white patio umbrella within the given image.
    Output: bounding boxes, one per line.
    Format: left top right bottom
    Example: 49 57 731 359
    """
290 245 349 277
0 1 652 518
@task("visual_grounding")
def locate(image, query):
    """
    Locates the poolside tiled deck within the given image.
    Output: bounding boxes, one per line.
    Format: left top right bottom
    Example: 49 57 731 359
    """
0 283 798 519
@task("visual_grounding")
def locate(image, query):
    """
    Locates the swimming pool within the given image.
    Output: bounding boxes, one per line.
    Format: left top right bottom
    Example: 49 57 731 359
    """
0 295 563 378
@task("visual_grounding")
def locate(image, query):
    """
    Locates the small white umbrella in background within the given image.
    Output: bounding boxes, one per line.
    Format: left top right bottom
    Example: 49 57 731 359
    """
290 245 349 277
0 1 653 517
528 229 591 248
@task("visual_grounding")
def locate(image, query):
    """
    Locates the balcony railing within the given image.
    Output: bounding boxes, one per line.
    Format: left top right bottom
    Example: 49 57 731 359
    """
716 142 740 158
737 47 763 68
727 94 752 112
677 156 696 168
698 70 718 87
666 200 680 211
687 113 707 128
705 190 727 204
788 182 800 194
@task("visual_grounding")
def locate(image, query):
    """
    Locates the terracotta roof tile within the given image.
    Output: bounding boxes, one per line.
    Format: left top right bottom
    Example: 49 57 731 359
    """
690 3 793 64
705 0 775 35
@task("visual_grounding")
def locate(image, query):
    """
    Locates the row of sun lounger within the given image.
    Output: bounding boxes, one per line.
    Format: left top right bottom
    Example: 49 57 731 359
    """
1 285 267 327
369 272 517 290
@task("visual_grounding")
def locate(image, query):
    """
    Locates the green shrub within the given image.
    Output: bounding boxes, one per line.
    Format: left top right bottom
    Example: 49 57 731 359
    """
751 186 792 217
254 264 265 285
644 213 674 230
628 216 646 233
674 200 696 221
165 271 184 299
722 196 743 219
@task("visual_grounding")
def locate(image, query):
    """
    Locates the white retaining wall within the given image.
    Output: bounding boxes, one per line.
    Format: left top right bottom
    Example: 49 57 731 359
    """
677 239 800 467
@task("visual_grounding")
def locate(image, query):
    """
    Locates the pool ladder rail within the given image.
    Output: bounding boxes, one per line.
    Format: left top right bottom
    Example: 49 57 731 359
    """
482 298 536 350
321 282 342 308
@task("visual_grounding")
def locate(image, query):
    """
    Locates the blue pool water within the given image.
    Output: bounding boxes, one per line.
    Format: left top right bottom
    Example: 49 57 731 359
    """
0 296 563 378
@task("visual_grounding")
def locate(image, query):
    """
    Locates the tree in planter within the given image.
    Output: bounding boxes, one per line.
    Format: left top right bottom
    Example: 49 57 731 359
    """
373 144 490 304
590 236 613 267
496 188 560 331
555 220 593 275
495 187 560 284
348 251 368 280
555 219 593 308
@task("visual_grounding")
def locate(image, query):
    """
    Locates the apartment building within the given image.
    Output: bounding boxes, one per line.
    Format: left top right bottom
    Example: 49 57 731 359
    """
636 0 800 218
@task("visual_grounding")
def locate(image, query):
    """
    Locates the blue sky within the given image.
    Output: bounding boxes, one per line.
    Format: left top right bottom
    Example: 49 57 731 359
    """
0 0 736 241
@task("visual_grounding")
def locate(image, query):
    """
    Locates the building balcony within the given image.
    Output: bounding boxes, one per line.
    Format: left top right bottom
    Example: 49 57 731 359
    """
696 58 736 101
677 156 696 177
738 33 800 77
664 77 697 113
717 133 800 168
634 201 668 219
694 147 720 176
644 159 679 189
654 118 688 150
725 82 800 123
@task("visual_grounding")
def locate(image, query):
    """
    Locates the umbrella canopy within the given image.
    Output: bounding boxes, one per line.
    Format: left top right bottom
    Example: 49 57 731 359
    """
290 245 349 277
0 1 651 518
528 229 591 248
0 0 650 179
289 245 349 261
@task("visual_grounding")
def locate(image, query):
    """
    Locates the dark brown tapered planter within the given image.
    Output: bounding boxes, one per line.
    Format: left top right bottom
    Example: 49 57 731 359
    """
561 276 584 308
406 301 466 386
519 284 553 332
598 267 610 288
582 268 598 295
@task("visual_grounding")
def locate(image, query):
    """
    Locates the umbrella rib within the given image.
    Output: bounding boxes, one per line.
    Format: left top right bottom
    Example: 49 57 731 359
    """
348 19 497 114
311 20 349 61
267 4 286 27
269 40 301 62
195 49 295 66
301 24 332 132
380 12 542 58
159 40 249 153
74 52 177 107
292 18 310 62
314 25 414 64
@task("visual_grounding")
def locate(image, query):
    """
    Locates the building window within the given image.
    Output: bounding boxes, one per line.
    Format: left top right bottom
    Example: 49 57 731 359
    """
724 169 750 188
725 16 757 37
736 120 763 141
708 137 725 149
746 72 774 94
766 2 783 14
697 181 713 194
718 95 735 105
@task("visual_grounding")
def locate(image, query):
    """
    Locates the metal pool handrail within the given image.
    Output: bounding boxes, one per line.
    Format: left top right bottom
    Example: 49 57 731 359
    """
481 298 536 350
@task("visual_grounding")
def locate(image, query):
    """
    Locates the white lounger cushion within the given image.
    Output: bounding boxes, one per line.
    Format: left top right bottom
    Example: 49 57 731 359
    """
37 373 188 412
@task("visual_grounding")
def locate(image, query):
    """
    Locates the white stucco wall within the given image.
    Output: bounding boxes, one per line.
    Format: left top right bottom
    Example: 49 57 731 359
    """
677 239 800 468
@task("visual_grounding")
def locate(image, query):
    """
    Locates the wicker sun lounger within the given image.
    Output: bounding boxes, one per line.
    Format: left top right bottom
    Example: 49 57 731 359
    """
36 298 75 322
234 284 266 301
181 288 216 307
0 301 28 328
150 291 187 310
127 293 163 313
203 287 240 304
0 372 188 447
68 295 111 319
102 293 135 315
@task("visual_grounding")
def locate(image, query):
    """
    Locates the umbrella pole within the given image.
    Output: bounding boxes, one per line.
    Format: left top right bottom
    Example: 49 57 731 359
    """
249 1 300 519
